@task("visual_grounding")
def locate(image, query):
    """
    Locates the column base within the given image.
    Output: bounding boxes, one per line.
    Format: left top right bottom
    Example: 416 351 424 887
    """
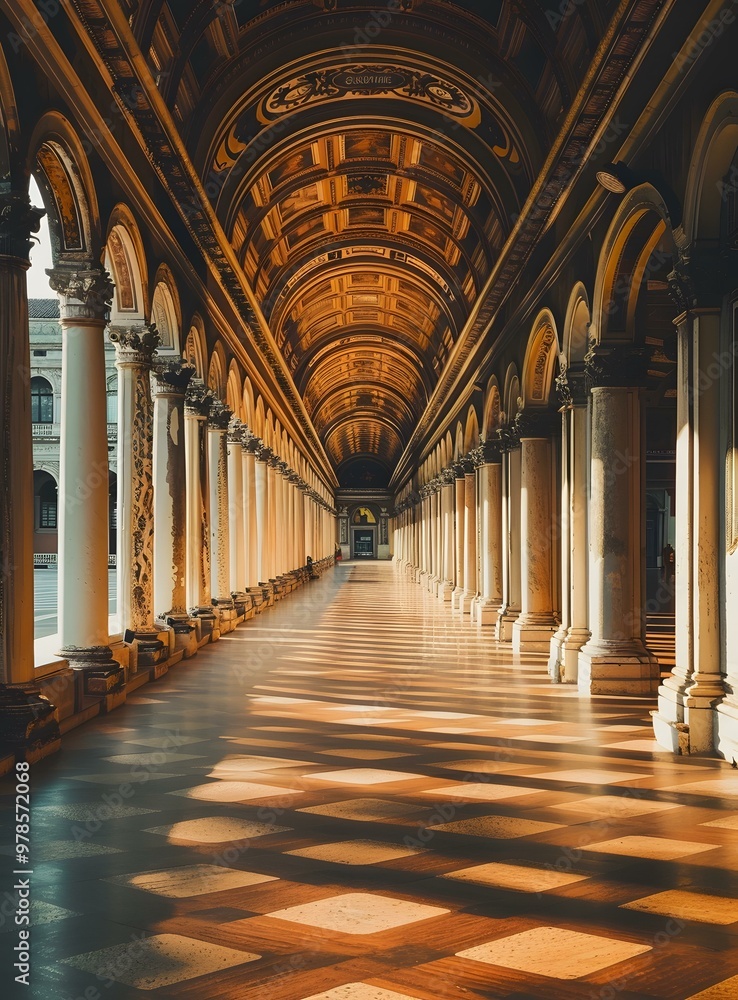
246 587 266 613
513 613 558 653
549 627 590 684
437 580 453 602
577 640 660 695
0 684 61 763
60 645 127 714
450 586 465 611
157 613 198 659
427 574 440 596
125 629 170 678
213 597 237 633
495 605 520 642
472 598 501 627
459 590 476 615
191 606 221 642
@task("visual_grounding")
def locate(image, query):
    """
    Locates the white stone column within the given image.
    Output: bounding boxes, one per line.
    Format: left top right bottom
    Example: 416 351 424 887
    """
227 422 246 594
438 472 455 601
50 265 125 699
255 447 269 582
579 350 658 695
207 401 234 623
497 431 522 640
548 369 590 682
451 468 466 610
0 197 61 759
461 465 478 615
242 433 259 588
513 412 558 653
473 442 503 626
152 359 196 656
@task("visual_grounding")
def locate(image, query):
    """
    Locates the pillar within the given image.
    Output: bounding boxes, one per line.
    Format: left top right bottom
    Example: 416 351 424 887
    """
451 466 467 610
242 432 259 588
0 195 60 759
184 378 218 640
152 359 197 657
228 421 246 594
461 463 478 615
472 441 503 626
578 348 658 694
496 428 522 640
255 446 269 583
655 308 726 750
549 370 590 682
512 411 558 652
208 401 235 630
438 471 455 601
51 265 125 703
110 323 170 671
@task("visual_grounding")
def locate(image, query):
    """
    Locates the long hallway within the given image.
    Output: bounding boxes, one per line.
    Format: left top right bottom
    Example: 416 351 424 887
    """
3 563 738 999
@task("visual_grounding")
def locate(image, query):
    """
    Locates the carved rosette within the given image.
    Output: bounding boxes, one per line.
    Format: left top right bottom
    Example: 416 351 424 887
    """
110 323 160 369
48 265 114 323
152 358 196 395
0 192 45 262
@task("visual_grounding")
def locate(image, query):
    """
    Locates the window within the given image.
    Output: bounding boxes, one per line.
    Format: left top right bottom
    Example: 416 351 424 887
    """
107 375 118 423
31 377 53 423
38 478 57 529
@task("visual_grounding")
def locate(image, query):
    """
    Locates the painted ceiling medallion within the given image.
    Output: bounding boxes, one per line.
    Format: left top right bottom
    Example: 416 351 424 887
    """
260 65 479 125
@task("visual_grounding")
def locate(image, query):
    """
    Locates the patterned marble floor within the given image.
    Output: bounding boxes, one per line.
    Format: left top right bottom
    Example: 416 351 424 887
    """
2 562 738 1000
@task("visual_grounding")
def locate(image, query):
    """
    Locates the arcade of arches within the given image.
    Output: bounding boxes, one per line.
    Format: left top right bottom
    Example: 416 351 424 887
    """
1 0 738 990
1 1 738 759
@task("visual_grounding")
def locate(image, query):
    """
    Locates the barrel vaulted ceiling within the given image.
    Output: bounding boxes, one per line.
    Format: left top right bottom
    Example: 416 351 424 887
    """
129 0 618 486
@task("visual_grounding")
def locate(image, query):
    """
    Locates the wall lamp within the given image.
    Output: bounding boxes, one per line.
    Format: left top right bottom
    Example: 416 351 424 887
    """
596 161 682 226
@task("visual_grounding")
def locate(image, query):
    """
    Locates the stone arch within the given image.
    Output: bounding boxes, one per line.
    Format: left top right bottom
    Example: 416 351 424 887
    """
105 205 149 323
207 341 227 397
454 421 465 460
184 316 207 378
226 361 242 419
482 377 502 438
522 309 560 408
684 91 738 245
28 112 101 263
464 406 479 453
592 184 677 344
242 377 255 429
265 409 275 448
562 282 592 366
150 264 181 353
503 364 521 422
253 396 265 438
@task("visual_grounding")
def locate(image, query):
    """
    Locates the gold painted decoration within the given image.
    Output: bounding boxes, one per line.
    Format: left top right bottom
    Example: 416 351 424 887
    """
259 65 480 125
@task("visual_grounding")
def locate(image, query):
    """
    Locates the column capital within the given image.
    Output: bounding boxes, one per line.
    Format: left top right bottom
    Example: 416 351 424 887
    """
152 357 196 395
48 264 114 323
440 466 456 485
497 422 520 452
555 356 588 409
453 456 475 477
668 240 737 312
473 438 502 466
514 408 557 440
227 419 244 444
109 323 160 367
0 191 45 263
256 444 273 463
584 341 649 390
207 399 232 430
184 376 214 417
241 430 262 454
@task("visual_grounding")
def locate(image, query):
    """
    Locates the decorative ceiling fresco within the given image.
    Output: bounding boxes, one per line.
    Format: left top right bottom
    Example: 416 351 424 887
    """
131 0 617 486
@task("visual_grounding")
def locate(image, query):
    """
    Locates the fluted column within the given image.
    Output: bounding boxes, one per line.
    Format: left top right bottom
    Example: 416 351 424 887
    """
207 401 234 623
512 411 558 652
472 441 503 626
228 421 246 594
152 359 196 656
0 194 61 758
549 367 590 682
51 265 126 698
579 347 658 694
451 466 467 610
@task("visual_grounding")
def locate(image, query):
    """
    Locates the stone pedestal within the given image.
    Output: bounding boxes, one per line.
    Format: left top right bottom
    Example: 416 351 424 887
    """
578 373 658 695
0 684 60 764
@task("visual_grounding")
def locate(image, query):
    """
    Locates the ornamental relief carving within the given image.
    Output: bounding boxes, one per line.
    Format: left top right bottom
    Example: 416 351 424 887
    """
129 369 155 630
